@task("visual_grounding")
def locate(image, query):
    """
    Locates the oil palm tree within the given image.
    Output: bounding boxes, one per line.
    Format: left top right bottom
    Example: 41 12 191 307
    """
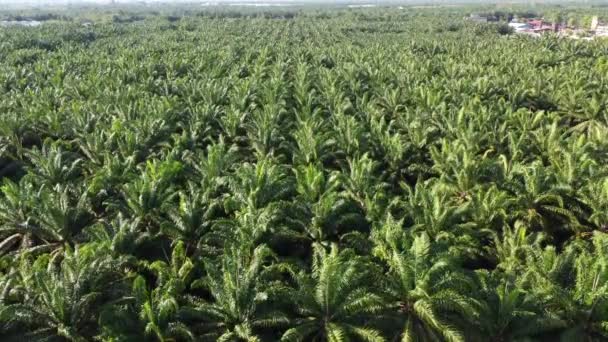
291 117 335 166
0 178 38 255
519 233 608 341
227 158 292 212
505 162 581 236
10 184 95 255
344 153 388 221
286 163 365 252
188 244 287 341
0 244 129 341
282 245 384 342
120 275 195 342
25 140 83 186
97 242 197 341
397 181 477 258
120 159 182 231
490 221 546 274
162 182 220 256
473 270 564 342
375 231 477 342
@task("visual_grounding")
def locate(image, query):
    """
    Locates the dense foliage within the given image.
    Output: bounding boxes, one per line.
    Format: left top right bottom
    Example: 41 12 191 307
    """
2 6 608 341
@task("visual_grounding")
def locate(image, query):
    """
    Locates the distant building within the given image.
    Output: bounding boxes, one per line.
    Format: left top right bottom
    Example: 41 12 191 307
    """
468 14 488 23
587 16 608 38
509 14 607 40
596 25 608 37
1 21 42 27
508 22 530 32
528 19 543 29
591 16 599 31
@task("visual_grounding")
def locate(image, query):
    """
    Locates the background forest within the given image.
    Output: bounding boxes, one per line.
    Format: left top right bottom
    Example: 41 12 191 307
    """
2 4 608 341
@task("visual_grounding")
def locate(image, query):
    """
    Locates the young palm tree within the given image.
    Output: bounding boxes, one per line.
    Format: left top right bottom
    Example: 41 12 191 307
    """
39 184 93 235
488 220 546 275
189 140 234 191
0 178 38 255
519 233 608 341
124 275 195 342
566 93 607 134
4 184 95 256
580 179 608 232
505 162 581 236
344 153 388 221
291 117 335 166
397 181 477 258
331 111 366 158
561 233 608 340
246 102 289 158
97 242 197 341
473 270 564 342
25 140 83 186
227 158 292 212
84 213 153 257
282 245 384 342
285 163 365 252
188 244 287 341
0 244 129 341
120 159 182 231
162 182 220 256
375 231 477 342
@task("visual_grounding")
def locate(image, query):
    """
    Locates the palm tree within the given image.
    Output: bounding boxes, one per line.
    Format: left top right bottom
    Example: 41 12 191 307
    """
430 140 499 201
25 140 83 186
0 244 129 341
468 185 510 234
120 159 182 231
188 139 234 191
30 185 94 252
580 179 608 232
397 181 477 258
344 153 388 221
147 241 195 298
504 162 581 237
188 244 287 341
97 242 197 341
282 245 384 342
0 178 38 255
518 233 608 341
162 182 220 256
84 213 153 257
561 233 608 340
246 102 289 158
138 242 196 341
331 111 365 158
0 184 94 256
473 270 564 342
490 221 545 274
285 163 365 252
125 275 195 342
291 117 335 166
375 232 477 342
227 158 292 212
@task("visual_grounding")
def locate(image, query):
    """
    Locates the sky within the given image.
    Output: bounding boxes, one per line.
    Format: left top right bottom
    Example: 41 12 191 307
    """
0 0 582 6
0 0 535 3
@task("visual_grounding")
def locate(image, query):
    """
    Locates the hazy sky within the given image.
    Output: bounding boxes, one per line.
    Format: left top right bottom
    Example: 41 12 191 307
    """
0 0 425 2
0 0 575 6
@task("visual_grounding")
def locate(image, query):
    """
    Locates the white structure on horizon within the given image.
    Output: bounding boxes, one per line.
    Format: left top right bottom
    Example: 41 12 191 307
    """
509 22 530 32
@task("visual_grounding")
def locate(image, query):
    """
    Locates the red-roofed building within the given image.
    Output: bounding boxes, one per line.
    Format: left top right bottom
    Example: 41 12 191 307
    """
528 19 543 29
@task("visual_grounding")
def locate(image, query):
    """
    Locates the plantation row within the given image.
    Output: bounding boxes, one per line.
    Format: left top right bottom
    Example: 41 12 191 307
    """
1 8 608 341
